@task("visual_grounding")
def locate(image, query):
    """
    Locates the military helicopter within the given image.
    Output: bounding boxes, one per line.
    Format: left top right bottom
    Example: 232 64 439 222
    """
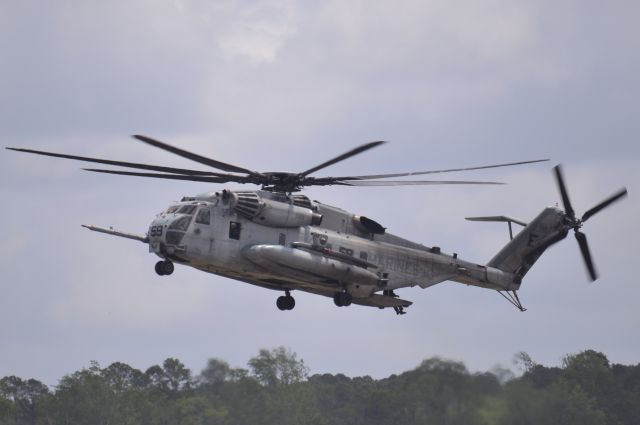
6 136 627 314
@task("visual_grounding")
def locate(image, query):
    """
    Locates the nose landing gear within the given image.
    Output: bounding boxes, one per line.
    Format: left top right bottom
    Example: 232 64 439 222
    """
276 290 295 311
155 260 174 276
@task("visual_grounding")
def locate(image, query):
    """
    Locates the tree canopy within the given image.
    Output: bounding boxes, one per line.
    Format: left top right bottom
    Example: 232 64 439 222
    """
1 347 638 425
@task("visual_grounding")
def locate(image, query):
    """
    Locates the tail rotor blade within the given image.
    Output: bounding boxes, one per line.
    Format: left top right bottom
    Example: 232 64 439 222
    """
582 188 628 223
554 165 575 219
575 231 598 281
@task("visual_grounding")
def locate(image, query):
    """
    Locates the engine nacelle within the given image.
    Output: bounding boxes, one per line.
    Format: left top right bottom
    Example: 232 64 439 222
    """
232 192 322 228
257 199 323 228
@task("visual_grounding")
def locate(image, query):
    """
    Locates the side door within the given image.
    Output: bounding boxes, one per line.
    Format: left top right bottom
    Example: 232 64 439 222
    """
190 205 215 258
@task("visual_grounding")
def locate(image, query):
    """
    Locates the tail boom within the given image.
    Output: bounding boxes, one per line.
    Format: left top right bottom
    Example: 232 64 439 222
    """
486 207 568 283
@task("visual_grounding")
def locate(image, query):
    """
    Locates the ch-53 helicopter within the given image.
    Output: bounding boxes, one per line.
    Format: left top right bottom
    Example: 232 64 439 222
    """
7 136 627 314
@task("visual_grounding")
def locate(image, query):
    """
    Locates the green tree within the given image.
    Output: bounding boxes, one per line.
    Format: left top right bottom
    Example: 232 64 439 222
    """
610 363 640 424
101 361 145 392
498 379 606 425
3 348 640 425
168 395 228 425
216 376 268 425
163 358 193 393
562 350 612 396
560 350 634 424
52 363 118 424
0 376 50 425
144 364 167 391
143 358 192 399
248 347 309 386
0 394 18 424
513 351 537 373
199 358 232 385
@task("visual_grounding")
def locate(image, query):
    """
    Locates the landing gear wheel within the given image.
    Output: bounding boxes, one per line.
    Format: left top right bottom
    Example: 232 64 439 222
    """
276 295 295 311
163 261 174 275
333 291 352 307
155 260 174 276
285 295 295 310
155 261 165 276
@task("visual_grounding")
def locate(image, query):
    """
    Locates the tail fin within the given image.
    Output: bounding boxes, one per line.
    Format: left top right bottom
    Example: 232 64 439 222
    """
468 165 627 286
468 207 568 283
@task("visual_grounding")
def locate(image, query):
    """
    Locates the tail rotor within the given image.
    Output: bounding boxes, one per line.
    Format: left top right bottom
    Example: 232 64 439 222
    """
553 165 627 281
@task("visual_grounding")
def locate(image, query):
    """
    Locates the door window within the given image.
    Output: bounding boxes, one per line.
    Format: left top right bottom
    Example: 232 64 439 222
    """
229 221 241 240
195 207 211 225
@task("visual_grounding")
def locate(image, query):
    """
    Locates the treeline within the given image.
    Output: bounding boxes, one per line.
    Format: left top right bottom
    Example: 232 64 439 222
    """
1 347 639 424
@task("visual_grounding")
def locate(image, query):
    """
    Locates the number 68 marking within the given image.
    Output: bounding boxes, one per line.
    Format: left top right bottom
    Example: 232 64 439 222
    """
149 225 163 237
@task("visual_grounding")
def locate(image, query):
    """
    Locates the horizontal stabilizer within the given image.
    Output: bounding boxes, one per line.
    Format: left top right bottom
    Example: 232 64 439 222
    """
82 225 148 243
465 216 528 226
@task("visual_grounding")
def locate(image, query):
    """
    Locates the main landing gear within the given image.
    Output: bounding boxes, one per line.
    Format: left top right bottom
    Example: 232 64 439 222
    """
333 291 352 307
276 290 295 311
155 260 174 276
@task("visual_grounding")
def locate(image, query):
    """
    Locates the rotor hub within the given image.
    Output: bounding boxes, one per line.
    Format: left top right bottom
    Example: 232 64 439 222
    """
564 215 583 231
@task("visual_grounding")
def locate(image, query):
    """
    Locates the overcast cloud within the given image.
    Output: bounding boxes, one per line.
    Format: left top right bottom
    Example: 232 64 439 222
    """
1 0 638 385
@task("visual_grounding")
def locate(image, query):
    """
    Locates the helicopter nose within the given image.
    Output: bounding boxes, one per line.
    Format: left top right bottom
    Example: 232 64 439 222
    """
148 219 167 242
147 218 167 255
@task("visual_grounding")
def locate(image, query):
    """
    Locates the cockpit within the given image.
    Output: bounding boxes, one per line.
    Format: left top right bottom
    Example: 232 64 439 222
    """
166 215 192 245
150 202 214 247
163 203 200 245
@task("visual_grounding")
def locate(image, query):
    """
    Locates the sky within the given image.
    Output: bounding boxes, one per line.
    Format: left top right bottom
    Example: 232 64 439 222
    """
1 0 638 386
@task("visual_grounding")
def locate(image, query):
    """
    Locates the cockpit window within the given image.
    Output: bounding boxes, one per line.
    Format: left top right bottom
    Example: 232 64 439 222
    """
177 205 197 215
169 215 192 231
166 205 179 214
195 208 211 225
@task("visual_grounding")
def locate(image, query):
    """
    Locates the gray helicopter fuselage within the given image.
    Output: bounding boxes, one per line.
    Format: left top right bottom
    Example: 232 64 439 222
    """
145 189 538 309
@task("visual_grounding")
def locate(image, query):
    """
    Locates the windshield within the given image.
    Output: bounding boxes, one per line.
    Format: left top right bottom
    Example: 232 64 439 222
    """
177 205 197 215
169 215 193 231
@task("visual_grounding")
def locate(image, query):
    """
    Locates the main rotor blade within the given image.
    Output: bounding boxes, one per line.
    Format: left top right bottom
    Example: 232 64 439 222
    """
338 180 504 186
581 188 628 223
298 141 386 177
5 147 227 176
553 165 575 219
83 168 248 184
575 231 598 281
324 158 550 181
133 135 261 176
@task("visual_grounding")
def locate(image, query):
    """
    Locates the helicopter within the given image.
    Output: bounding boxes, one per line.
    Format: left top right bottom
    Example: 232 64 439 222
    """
6 136 628 314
